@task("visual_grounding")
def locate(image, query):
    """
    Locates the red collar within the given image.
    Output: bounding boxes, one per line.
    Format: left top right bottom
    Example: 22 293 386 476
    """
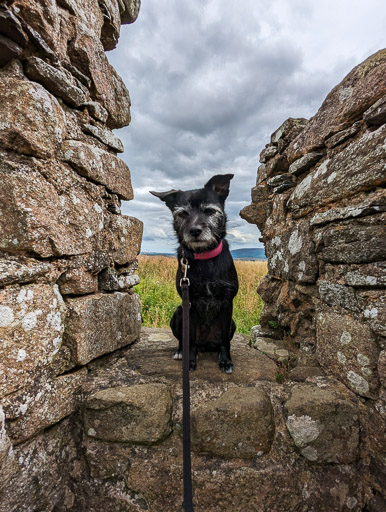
193 240 223 260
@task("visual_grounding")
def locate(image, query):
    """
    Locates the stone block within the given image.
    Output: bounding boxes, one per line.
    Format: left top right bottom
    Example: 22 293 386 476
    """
98 265 139 291
288 151 324 176
2 369 87 444
315 221 386 264
324 262 386 288
0 78 65 158
25 57 87 107
0 256 52 287
318 280 360 313
0 406 15 492
325 121 362 148
0 418 75 512
191 386 274 458
267 173 296 193
265 222 318 284
316 308 379 397
58 267 98 296
84 384 173 443
270 117 308 146
286 49 386 163
0 7 28 48
0 283 67 398
285 383 359 463
251 336 290 363
120 0 141 24
68 29 131 129
259 145 278 163
364 95 386 126
108 215 143 265
64 292 141 365
310 189 386 226
0 158 105 258
83 123 124 152
99 0 121 50
0 34 23 66
288 124 386 216
83 437 132 480
61 140 133 200
358 290 386 337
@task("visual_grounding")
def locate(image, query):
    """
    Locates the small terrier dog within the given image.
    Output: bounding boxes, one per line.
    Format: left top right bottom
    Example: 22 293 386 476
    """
150 174 238 373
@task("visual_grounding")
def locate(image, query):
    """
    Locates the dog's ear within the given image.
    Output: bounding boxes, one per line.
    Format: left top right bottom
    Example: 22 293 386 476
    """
204 174 234 201
150 189 179 209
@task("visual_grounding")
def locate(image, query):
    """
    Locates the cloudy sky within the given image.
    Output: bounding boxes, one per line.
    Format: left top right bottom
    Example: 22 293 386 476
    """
108 0 385 254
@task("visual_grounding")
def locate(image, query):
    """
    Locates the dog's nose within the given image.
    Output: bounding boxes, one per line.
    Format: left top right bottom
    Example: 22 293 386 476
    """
190 227 202 238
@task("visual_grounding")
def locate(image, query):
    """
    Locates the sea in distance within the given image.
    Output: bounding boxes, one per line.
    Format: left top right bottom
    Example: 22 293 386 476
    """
141 247 266 261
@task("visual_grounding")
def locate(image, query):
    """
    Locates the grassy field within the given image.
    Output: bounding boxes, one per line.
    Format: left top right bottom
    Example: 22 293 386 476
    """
135 255 267 334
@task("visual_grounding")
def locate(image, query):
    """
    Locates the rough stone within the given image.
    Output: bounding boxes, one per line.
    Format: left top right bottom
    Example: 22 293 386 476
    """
99 0 121 51
270 117 308 146
259 145 278 163
251 336 290 363
0 78 65 158
288 124 386 216
324 262 386 288
316 308 379 397
58 266 98 296
315 219 386 264
98 265 140 291
0 34 23 66
82 100 109 123
267 173 296 193
191 386 274 458
84 383 173 443
318 280 360 312
0 158 105 258
0 419 76 512
61 139 133 199
364 95 386 126
286 49 386 163
325 121 362 148
288 150 324 176
108 214 143 265
265 222 318 284
68 30 131 129
0 7 28 48
357 289 386 337
0 406 15 492
64 292 141 365
0 256 53 288
310 189 386 226
120 0 141 24
25 57 87 107
2 369 87 444
285 383 359 463
83 122 124 152
0 283 67 398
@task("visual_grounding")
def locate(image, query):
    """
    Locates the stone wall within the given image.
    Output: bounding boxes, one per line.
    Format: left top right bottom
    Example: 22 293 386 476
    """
0 1 142 510
241 49 386 510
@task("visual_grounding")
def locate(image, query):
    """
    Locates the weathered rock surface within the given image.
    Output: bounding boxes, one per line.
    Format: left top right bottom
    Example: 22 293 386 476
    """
0 1 142 510
285 383 359 463
65 292 141 365
241 49 386 508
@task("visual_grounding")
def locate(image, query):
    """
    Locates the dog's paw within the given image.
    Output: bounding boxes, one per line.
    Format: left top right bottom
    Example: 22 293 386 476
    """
219 359 234 374
189 359 197 371
173 350 182 360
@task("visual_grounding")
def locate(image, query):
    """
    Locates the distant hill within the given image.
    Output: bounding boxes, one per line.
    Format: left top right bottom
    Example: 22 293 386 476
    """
230 248 266 260
141 248 266 260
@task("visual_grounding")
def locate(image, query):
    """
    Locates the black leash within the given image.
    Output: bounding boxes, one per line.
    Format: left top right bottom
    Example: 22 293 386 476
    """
180 257 194 512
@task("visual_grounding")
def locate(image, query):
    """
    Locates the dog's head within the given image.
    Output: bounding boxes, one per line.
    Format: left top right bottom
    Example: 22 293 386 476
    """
150 174 233 252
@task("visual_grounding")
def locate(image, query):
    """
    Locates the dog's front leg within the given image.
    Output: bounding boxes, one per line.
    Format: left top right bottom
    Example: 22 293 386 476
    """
218 313 236 374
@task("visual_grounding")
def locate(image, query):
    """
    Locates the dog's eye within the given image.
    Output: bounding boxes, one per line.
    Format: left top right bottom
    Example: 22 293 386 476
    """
204 208 216 215
176 209 189 218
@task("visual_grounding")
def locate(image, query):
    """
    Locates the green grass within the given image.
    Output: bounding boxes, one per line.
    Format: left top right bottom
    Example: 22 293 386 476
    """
135 255 267 335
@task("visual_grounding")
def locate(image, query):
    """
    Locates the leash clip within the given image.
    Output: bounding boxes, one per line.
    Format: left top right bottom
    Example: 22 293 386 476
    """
180 257 190 287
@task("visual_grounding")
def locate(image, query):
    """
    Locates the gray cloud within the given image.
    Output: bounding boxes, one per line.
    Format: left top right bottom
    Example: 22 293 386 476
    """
108 0 386 253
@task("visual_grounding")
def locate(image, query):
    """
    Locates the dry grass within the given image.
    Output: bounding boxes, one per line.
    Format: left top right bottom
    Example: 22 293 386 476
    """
135 255 267 334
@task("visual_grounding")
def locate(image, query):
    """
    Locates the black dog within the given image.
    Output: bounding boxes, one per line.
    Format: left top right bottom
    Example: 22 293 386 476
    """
150 174 238 373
